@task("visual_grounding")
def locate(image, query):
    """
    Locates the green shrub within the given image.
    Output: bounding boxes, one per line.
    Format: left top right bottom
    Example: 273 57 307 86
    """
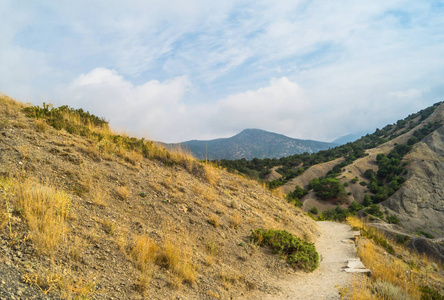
416 230 435 239
251 229 319 271
309 206 318 215
386 214 400 225
351 177 359 183
395 234 410 244
420 285 444 299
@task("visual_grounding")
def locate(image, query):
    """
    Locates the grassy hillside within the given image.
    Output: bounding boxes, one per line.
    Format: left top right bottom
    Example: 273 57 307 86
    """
0 95 318 299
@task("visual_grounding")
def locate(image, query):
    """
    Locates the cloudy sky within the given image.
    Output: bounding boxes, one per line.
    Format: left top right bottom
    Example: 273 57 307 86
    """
1 1 444 143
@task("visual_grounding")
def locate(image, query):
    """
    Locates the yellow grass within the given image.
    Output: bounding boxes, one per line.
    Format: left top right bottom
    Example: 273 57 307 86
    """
90 186 107 208
35 119 48 132
208 213 221 228
16 179 71 254
345 216 441 299
116 185 130 200
130 235 159 272
229 212 242 229
204 162 221 186
157 237 198 287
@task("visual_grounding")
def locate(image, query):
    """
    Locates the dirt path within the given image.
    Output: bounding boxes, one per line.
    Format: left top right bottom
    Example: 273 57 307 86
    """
245 221 358 299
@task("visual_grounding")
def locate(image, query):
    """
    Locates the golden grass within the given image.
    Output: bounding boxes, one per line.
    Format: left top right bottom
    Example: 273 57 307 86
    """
130 235 159 272
16 179 71 254
229 212 242 229
35 119 48 132
0 94 23 117
23 263 97 298
345 216 444 299
204 163 221 186
116 185 130 200
157 237 198 287
207 213 221 228
101 219 115 235
90 185 107 208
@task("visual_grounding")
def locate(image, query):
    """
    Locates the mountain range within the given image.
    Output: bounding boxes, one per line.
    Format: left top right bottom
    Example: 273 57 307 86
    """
165 129 339 160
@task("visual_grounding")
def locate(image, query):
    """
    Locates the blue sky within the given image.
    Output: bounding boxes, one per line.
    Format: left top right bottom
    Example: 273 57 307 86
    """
1 1 444 143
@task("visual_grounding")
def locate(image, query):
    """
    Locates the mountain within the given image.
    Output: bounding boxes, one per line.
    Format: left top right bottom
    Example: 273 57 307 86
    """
220 102 444 261
2 95 443 299
0 95 317 299
166 129 339 160
332 131 368 145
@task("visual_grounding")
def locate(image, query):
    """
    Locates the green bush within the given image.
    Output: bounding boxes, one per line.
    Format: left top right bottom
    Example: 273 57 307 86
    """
386 214 400 225
251 229 319 271
309 206 318 215
420 285 444 299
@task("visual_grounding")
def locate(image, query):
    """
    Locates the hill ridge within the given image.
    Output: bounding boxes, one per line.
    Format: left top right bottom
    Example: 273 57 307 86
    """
166 128 338 160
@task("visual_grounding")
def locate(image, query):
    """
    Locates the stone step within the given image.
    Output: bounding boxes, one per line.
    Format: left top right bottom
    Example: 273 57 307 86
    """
344 258 371 274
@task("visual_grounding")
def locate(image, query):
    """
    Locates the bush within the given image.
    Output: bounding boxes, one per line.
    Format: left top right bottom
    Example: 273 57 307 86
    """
420 285 444 300
351 177 359 183
251 229 319 271
309 206 318 215
386 214 400 225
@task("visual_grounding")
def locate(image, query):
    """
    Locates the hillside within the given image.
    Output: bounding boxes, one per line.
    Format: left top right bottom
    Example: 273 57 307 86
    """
0 95 318 299
165 129 338 160
220 102 444 259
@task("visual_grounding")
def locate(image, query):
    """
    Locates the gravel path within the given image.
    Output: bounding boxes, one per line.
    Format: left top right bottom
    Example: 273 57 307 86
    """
250 221 358 300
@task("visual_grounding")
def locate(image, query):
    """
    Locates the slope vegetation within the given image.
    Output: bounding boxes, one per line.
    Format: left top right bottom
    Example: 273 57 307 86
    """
0 95 318 299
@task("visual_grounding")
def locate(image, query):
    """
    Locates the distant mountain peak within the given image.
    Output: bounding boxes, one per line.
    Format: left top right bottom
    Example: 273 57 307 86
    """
166 128 339 160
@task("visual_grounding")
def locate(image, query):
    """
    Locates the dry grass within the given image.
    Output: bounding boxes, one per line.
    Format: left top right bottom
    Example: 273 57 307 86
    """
101 219 115 235
220 270 245 290
204 163 221 186
130 235 159 271
116 185 130 200
229 212 242 229
35 119 48 132
23 264 97 298
208 213 221 228
15 179 71 254
67 236 87 262
345 216 444 299
90 185 107 207
0 94 23 117
157 237 198 288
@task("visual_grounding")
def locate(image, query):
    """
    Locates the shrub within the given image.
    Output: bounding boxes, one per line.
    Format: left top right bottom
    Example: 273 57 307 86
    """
250 229 319 271
420 285 444 300
351 177 359 184
386 214 400 225
309 206 318 215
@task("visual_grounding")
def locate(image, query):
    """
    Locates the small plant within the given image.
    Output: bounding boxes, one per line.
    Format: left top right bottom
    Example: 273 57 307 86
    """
351 177 359 183
139 192 147 198
102 220 115 235
420 285 444 299
251 229 319 271
335 284 349 300
208 214 221 228
229 212 242 229
116 186 130 200
309 206 318 215
359 181 367 186
386 214 400 225
416 230 435 239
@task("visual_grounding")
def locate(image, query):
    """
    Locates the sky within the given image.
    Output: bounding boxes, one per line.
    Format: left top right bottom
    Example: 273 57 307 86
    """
1 1 444 143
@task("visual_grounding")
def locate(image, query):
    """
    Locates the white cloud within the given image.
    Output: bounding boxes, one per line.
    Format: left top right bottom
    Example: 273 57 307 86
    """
64 68 190 141
388 89 422 99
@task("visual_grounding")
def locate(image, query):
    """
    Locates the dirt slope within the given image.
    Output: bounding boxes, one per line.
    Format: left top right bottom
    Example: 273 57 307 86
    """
0 95 317 299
